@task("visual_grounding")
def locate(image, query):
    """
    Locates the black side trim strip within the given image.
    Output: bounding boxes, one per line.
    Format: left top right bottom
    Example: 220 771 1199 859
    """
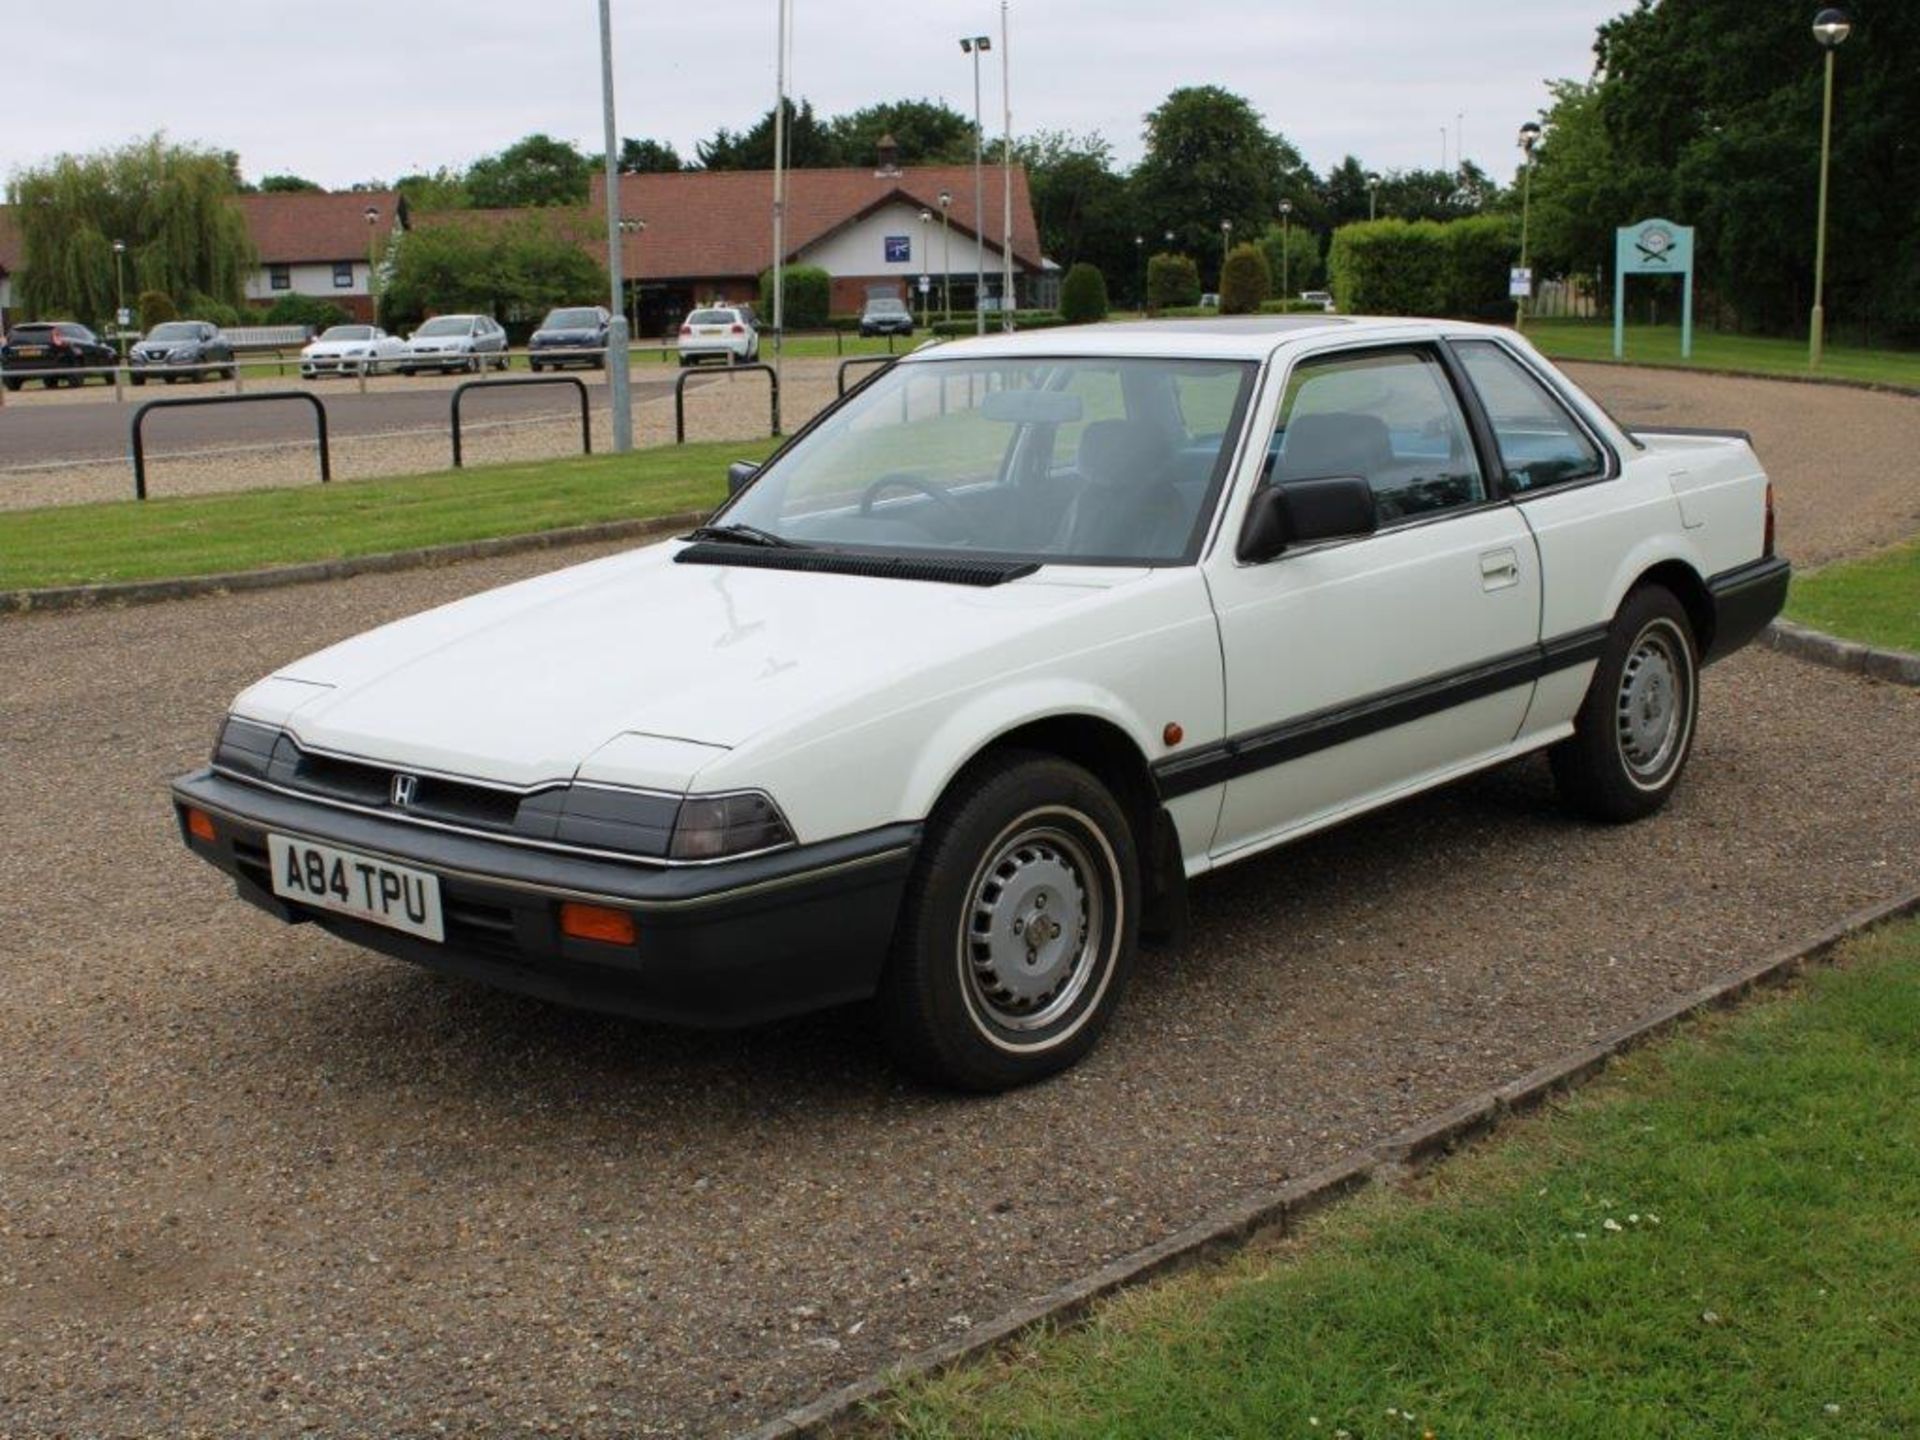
674 542 1038 588
1154 624 1609 799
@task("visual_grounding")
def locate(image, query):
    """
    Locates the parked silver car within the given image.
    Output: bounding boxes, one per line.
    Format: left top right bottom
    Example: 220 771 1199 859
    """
400 314 510 375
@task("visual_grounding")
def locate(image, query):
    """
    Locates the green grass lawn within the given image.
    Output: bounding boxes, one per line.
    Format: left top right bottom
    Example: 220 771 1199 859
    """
1529 318 1920 391
0 438 776 590
887 920 1920 1440
1786 537 1920 653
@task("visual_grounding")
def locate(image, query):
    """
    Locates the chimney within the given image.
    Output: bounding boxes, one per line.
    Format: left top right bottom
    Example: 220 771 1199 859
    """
875 134 901 177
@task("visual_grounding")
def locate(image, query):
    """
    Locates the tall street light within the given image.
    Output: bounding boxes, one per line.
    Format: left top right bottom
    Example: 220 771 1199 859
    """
111 239 128 358
1515 121 1542 331
960 34 991 335
919 208 933 328
363 205 380 326
1278 200 1293 300
618 217 646 338
1367 173 1380 221
1219 218 1232 289
1809 7 1852 367
1134 234 1144 310
938 189 953 321
596 0 633 452
999 0 1014 333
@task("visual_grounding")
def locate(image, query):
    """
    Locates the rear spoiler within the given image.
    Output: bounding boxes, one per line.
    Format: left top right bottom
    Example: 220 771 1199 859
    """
1630 425 1753 443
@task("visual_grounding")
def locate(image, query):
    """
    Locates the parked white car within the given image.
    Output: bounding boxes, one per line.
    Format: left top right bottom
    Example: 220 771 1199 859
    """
677 306 759 366
174 317 1787 1091
400 314 510 375
300 324 408 378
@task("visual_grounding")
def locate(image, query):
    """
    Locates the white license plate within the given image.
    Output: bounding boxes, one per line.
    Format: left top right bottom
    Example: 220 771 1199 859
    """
15 346 44 358
698 327 723 335
267 834 445 942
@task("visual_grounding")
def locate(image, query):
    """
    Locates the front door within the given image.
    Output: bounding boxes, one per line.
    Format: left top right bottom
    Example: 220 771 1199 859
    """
1204 343 1542 859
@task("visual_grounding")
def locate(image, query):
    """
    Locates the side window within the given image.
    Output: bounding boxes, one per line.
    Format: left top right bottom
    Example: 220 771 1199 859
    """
1454 340 1604 492
1271 348 1485 523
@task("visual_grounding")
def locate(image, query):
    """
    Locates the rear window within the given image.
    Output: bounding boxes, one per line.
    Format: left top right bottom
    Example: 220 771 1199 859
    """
9 325 55 338
688 309 739 325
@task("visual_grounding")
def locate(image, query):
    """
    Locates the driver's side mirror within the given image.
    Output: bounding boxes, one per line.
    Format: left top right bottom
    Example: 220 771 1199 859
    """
1239 475 1378 564
726 460 760 496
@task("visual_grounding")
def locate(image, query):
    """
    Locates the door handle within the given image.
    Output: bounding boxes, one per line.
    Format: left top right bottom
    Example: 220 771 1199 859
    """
1480 548 1521 590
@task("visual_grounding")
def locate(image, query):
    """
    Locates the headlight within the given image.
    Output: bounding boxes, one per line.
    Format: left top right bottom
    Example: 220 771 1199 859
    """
668 791 795 860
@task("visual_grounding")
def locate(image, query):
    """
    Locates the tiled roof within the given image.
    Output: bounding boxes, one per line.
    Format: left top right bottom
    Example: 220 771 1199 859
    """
589 165 1043 280
0 207 21 274
234 190 403 263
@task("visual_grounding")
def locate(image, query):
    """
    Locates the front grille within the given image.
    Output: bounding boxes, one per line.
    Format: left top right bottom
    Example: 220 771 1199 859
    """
292 751 526 832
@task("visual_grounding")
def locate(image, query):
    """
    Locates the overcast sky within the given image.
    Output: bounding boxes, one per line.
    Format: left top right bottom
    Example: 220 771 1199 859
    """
5 1 1621 190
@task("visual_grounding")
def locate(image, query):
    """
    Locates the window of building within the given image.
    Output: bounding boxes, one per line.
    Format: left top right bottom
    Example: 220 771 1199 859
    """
268 264 291 291
332 262 354 289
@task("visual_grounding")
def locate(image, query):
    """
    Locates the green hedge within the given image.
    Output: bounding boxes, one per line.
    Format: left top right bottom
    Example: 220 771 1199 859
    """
1328 216 1519 319
1147 253 1201 312
757 265 831 329
928 311 1067 337
263 293 351 330
1059 263 1110 324
1219 244 1271 315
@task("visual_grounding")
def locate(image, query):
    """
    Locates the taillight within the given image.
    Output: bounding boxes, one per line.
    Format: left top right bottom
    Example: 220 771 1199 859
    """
730 324 744 334
49 332 68 349
1763 481 1776 558
679 324 692 336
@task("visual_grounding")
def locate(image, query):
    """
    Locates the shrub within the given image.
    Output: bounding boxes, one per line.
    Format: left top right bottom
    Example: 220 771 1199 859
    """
1058 262 1110 324
1146 253 1201 313
136 289 177 330
1441 214 1520 320
1218 243 1271 315
1327 219 1448 316
264 293 351 330
1259 224 1323 296
757 265 831 329
928 310 1067 338
183 293 243 328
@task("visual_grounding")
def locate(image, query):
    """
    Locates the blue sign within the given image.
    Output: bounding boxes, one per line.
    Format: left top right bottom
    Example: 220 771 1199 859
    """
884 235 911 264
1613 217 1696 359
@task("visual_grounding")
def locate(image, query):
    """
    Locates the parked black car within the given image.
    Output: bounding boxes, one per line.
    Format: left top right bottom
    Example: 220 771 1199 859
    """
130 321 236 384
0 322 118 389
528 306 611 371
858 296 915 337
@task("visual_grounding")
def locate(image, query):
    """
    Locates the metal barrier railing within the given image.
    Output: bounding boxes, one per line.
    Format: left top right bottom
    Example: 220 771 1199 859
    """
450 375 592 469
675 363 780 444
130 391 330 501
837 354 899 396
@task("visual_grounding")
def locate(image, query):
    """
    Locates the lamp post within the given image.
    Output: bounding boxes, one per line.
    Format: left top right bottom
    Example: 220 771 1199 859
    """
618 217 645 339
1219 218 1233 289
1809 7 1851 367
1515 121 1542 331
998 0 1014 333
919 208 933 327
597 0 632 451
960 34 991 335
361 205 381 326
938 189 953 321
1278 200 1293 301
1134 234 1144 310
1367 173 1380 221
111 239 128 358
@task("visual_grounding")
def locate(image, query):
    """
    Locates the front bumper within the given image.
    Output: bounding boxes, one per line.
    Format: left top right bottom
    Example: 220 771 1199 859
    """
172 768 918 1027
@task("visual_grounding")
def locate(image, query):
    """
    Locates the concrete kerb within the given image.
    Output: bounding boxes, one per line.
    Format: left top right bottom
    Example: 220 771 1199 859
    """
1764 618 1920 687
0 511 709 617
738 885 1920 1440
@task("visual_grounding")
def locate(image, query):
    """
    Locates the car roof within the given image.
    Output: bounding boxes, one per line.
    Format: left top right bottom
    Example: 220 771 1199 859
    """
899 315 1514 364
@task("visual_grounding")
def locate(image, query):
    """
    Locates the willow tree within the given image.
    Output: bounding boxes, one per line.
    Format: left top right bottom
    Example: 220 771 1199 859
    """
7 135 255 326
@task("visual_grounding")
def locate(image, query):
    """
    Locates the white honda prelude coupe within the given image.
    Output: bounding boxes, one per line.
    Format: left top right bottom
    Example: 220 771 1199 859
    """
174 317 1788 1091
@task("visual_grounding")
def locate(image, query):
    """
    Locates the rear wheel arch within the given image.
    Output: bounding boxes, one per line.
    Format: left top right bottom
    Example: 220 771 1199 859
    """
1626 559 1714 655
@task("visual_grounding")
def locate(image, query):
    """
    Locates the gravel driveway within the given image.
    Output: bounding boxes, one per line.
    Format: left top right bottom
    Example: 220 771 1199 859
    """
2 367 1917 1438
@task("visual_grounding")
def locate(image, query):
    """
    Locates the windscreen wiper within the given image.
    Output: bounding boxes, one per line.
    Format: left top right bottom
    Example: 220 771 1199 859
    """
682 523 809 550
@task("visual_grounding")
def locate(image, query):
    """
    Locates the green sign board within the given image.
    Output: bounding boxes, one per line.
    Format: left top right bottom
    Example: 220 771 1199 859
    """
1614 217 1696 359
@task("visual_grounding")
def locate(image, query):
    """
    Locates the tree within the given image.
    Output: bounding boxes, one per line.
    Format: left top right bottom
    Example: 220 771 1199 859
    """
7 135 255 326
1259 223 1322 296
1133 87 1301 276
827 100 974 166
697 99 838 170
396 167 471 211
465 133 592 208
1058 262 1109 323
1319 155 1378 229
1218 243 1270 314
1015 130 1137 294
619 137 684 173
257 173 323 193
381 212 605 329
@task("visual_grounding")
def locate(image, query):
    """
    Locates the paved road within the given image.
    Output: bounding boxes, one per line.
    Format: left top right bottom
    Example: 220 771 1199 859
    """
0 370 696 467
1 369 1916 1437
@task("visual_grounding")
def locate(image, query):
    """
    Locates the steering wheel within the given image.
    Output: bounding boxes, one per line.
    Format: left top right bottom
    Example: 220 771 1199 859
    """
858 472 971 537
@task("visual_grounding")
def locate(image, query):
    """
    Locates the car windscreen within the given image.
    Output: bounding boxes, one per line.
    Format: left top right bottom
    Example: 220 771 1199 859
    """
543 309 601 329
147 323 201 341
318 326 374 342
687 310 738 326
715 356 1256 565
415 317 472 336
